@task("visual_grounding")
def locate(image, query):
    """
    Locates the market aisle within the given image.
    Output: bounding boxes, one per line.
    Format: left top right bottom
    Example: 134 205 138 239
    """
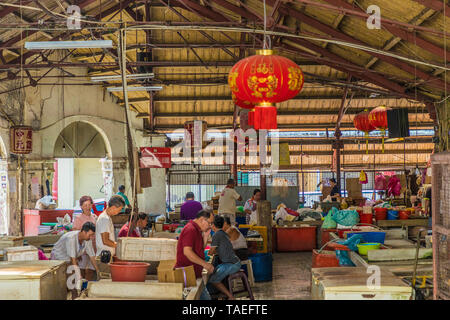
252 252 312 300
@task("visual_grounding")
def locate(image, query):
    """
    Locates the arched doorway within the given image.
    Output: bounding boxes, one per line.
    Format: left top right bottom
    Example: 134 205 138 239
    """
53 121 111 209
0 136 8 235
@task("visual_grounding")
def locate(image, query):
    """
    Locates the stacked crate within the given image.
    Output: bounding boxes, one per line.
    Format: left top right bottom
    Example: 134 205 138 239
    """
431 152 450 300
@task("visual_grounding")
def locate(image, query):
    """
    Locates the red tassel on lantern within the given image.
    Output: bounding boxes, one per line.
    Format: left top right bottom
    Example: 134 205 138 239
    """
248 109 255 126
254 105 277 130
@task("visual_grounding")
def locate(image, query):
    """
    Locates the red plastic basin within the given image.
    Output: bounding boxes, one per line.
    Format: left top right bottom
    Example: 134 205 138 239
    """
360 213 373 224
312 249 340 268
374 208 387 221
399 210 410 220
110 262 150 282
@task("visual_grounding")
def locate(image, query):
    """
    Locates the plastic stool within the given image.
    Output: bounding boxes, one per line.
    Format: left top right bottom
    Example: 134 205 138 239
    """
226 270 254 300
240 259 255 287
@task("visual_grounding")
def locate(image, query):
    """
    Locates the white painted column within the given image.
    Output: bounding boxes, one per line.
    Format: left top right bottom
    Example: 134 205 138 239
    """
136 135 166 214
57 158 75 208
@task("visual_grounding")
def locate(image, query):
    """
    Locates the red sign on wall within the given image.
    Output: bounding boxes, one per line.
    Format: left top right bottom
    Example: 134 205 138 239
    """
139 147 171 168
10 126 33 154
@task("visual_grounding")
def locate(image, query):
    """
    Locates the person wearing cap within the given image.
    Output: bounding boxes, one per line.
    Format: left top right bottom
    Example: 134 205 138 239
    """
218 179 242 225
180 192 203 221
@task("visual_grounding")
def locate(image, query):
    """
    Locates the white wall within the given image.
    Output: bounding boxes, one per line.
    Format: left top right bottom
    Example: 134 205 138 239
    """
57 158 74 209
74 158 104 204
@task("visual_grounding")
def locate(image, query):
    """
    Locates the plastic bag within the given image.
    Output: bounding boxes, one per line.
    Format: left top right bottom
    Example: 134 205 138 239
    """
332 209 359 226
374 173 387 190
387 175 401 197
35 195 56 210
322 207 338 229
359 170 368 184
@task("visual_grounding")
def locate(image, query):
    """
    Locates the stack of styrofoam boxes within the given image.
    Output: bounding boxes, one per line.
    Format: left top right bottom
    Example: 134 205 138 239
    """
3 246 39 261
116 238 177 261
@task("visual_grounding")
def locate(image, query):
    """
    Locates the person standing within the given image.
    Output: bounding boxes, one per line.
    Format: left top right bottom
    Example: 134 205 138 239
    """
117 185 132 214
180 192 203 221
329 178 340 201
218 179 242 225
175 210 215 300
95 195 125 261
72 196 97 280
243 189 261 225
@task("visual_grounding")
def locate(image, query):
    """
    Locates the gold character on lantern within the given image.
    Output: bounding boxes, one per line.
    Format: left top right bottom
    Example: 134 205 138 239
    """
288 67 303 91
228 72 239 92
247 75 278 99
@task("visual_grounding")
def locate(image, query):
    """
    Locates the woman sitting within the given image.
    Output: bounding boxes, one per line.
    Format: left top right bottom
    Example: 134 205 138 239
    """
223 216 249 261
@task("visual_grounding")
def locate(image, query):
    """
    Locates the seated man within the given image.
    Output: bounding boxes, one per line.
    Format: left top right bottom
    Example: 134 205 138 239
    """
208 215 242 300
118 213 148 237
50 222 99 297
180 192 203 221
175 210 215 300
223 217 249 261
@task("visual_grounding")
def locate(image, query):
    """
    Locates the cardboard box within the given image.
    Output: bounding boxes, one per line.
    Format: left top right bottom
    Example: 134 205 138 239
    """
157 260 196 288
168 212 180 221
346 178 362 199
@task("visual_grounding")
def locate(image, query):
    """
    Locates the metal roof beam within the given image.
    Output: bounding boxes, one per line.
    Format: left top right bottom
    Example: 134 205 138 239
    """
279 5 450 92
152 109 430 116
412 0 450 17
123 94 406 103
319 0 450 61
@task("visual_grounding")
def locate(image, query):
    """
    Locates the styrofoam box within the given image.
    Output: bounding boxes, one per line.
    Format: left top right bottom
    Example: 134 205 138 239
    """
116 238 177 261
4 246 39 262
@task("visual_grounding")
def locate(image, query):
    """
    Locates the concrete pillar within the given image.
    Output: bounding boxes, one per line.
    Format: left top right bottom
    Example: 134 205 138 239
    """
136 135 166 214
257 200 272 253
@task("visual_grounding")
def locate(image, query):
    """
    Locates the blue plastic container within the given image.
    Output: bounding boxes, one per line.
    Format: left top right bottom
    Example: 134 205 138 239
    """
346 231 386 244
236 216 246 226
249 253 273 282
387 210 399 220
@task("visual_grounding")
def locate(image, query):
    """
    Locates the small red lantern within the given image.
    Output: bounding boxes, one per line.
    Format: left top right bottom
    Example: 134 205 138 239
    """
354 110 375 154
228 49 304 130
369 106 391 153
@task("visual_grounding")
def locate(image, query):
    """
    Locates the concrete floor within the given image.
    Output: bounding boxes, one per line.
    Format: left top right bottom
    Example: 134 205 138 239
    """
251 252 312 300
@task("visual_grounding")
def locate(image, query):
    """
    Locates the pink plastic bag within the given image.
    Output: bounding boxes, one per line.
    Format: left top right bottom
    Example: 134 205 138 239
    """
374 173 387 190
38 249 49 260
387 175 401 197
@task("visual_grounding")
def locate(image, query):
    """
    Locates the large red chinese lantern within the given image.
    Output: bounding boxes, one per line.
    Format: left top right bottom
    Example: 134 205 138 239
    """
369 106 391 153
228 49 304 130
353 110 375 154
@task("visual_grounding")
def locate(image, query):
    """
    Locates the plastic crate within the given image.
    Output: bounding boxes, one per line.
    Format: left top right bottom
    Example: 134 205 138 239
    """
276 226 317 251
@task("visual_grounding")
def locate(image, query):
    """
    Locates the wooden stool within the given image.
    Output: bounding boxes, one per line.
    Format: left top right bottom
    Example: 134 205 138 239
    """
240 259 255 287
226 270 254 300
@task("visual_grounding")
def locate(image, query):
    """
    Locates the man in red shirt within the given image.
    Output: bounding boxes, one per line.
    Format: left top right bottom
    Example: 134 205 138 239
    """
175 210 214 299
118 213 148 237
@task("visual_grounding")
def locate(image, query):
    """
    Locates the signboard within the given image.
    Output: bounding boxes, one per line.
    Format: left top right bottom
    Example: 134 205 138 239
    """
10 126 32 154
140 147 171 168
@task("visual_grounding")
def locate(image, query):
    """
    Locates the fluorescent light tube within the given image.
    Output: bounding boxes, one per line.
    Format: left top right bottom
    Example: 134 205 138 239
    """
91 73 155 82
107 86 163 92
25 40 113 50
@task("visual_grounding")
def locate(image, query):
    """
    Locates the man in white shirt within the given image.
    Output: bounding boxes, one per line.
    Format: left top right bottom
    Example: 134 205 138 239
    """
51 222 98 268
95 195 125 259
218 179 242 225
